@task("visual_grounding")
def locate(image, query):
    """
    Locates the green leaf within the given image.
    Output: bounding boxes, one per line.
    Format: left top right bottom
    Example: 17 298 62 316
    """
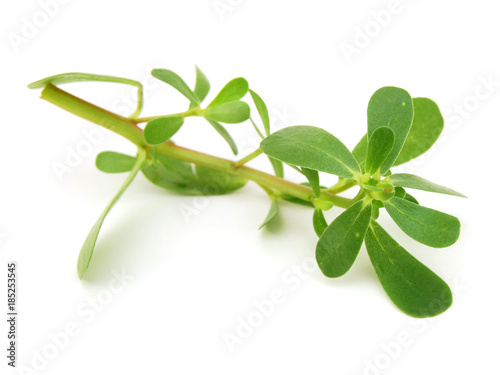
204 101 250 123
143 116 184 145
96 151 137 173
388 173 466 198
385 197 460 248
404 193 419 205
28 72 144 118
301 168 320 197
316 200 372 277
206 119 238 155
314 200 334 211
367 87 414 173
190 66 210 109
394 98 444 166
365 127 395 175
353 97 442 169
260 126 361 178
142 153 246 195
352 135 368 171
259 199 279 229
365 221 453 318
249 89 270 136
269 157 284 178
313 209 328 237
280 194 314 208
194 165 247 195
78 148 146 279
394 186 406 199
151 69 199 106
207 78 248 108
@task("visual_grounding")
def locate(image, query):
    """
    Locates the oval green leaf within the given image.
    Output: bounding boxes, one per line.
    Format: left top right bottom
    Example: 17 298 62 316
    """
151 69 200 105
365 127 395 175
78 148 146 279
143 116 184 145
367 87 413 173
96 151 137 173
208 78 249 108
269 157 284 178
301 167 320 197
365 221 453 318
260 126 361 178
385 197 460 248
394 98 444 166
316 200 372 277
313 208 328 237
204 101 250 124
206 119 238 155
142 153 246 195
352 134 368 171
191 66 210 107
404 192 419 205
249 89 270 136
388 173 466 198
259 199 279 230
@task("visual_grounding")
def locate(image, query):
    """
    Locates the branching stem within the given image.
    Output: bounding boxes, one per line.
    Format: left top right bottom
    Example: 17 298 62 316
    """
40 84 354 209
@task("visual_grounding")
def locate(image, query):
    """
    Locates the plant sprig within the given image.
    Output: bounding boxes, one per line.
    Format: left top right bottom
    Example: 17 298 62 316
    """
29 68 465 318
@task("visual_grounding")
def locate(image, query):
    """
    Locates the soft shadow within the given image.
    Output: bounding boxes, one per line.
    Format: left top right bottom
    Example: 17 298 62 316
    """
80 202 174 285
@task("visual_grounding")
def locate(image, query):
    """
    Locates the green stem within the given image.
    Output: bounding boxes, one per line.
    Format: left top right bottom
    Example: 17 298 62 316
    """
250 117 265 139
42 84 145 147
329 178 358 194
234 149 263 167
39 84 353 209
134 108 202 124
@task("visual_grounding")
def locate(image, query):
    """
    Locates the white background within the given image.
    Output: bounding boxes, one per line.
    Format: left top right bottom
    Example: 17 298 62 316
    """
1 0 499 374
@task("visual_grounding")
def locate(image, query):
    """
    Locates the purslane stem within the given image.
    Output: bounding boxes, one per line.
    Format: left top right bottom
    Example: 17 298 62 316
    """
234 149 263 167
134 108 202 124
40 84 354 209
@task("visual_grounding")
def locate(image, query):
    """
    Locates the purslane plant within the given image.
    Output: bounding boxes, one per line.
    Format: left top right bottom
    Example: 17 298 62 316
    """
29 69 465 318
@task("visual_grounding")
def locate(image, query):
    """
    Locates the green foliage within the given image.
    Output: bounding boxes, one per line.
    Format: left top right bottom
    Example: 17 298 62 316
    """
313 209 328 237
385 197 460 248
367 87 414 174
190 66 210 109
388 173 466 197
404 192 419 205
249 89 270 136
365 221 453 317
28 72 144 118
208 78 249 108
353 97 444 170
141 153 246 195
96 151 137 173
143 116 184 145
203 101 250 123
30 70 465 318
394 98 444 165
301 168 321 197
316 200 372 277
365 127 394 175
259 199 279 229
78 148 146 279
269 157 284 178
152 69 200 106
260 126 361 178
206 119 238 155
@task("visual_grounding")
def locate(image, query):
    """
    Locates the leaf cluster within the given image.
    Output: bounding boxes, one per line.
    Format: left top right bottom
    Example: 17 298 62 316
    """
29 71 465 318
261 87 464 317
